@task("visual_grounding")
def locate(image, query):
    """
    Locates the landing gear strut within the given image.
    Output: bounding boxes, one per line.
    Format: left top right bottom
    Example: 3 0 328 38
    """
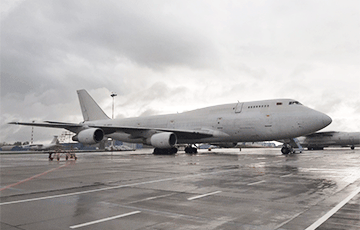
281 138 304 155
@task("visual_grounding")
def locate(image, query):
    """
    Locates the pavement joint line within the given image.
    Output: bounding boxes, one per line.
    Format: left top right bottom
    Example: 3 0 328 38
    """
187 191 222 200
0 168 239 206
304 186 360 230
69 211 141 229
247 180 266 186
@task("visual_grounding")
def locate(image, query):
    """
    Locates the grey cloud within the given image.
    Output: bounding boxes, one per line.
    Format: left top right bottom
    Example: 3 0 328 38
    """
1 0 360 142
1 0 218 99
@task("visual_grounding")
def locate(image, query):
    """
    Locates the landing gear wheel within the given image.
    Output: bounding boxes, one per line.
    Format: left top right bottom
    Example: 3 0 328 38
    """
153 147 178 155
281 147 291 155
185 146 198 154
351 146 355 150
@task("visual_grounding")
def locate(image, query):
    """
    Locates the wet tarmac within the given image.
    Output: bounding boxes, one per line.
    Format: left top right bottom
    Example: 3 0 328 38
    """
0 148 359 230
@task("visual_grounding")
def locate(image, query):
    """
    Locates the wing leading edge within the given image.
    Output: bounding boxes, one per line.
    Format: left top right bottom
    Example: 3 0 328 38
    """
9 121 214 140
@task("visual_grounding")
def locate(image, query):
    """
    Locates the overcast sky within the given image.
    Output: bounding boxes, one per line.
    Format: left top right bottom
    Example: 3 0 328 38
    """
1 0 359 143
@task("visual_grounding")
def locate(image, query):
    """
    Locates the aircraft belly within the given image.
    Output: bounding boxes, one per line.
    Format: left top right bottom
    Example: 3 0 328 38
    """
107 132 143 143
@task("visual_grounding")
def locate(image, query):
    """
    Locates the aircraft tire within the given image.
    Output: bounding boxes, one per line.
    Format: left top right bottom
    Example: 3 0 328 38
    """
351 146 355 150
281 147 290 155
185 147 198 154
153 148 177 155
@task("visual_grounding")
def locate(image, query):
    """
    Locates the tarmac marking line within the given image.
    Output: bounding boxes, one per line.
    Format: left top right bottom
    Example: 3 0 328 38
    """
280 174 293 178
69 211 141 229
0 163 69 192
0 177 174 206
247 180 266 186
0 169 238 206
305 186 360 230
188 191 222 201
126 193 177 204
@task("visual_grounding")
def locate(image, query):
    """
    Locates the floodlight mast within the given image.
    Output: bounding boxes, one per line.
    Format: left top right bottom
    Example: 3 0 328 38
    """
110 92 117 119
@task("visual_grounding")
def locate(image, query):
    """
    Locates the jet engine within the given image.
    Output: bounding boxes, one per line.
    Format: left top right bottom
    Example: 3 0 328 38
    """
149 132 177 149
72 128 104 145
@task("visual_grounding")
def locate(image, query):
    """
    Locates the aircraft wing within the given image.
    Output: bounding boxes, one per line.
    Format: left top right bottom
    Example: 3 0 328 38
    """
9 121 214 140
91 125 214 140
304 131 338 137
8 121 82 133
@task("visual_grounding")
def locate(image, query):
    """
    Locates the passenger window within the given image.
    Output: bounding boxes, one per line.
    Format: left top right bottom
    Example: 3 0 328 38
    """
276 102 282 105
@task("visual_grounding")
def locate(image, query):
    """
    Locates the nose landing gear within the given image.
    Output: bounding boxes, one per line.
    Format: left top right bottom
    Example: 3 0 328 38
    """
281 138 303 155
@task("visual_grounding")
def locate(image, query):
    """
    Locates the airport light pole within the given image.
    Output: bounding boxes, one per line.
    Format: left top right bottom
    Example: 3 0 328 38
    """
31 120 35 144
110 92 117 152
111 92 117 119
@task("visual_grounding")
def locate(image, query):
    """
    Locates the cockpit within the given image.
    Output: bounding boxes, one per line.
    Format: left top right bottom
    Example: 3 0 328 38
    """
289 101 302 105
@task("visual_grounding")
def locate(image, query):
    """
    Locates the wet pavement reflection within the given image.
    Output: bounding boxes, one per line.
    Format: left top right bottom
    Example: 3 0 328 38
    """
1 148 359 229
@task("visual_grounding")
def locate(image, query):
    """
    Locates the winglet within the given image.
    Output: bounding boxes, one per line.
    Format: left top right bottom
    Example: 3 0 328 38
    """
77 89 110 121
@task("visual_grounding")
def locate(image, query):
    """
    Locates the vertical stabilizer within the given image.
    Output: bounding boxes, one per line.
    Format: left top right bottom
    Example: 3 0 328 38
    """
77 89 110 121
50 136 59 144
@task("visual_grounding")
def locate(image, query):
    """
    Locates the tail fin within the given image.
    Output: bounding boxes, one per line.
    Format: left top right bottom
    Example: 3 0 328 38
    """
77 89 110 121
50 136 59 144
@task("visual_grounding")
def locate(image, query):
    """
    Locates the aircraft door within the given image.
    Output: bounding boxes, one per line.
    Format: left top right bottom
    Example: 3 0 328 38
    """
216 117 223 130
167 120 175 129
235 102 243 113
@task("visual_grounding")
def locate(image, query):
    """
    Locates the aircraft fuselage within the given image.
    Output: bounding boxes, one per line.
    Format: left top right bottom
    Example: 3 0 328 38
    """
85 99 331 145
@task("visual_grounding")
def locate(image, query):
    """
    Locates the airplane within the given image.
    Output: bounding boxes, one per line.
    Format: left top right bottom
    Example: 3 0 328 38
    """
9 89 332 155
23 136 60 151
296 131 360 150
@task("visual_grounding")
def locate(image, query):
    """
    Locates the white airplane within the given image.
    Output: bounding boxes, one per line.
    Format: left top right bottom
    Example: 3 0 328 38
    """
9 89 332 155
296 131 360 150
23 136 60 151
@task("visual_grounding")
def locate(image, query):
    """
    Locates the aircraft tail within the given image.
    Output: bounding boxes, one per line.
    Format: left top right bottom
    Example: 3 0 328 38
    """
77 89 110 121
50 136 59 144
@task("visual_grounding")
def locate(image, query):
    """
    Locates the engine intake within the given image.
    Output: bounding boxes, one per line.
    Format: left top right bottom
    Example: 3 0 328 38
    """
72 128 104 145
149 132 177 149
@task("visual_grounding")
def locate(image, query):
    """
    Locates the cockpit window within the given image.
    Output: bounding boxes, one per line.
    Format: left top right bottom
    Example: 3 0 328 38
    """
289 101 302 105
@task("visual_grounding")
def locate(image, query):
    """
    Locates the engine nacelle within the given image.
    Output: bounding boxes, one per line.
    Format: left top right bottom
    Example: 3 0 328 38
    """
72 128 104 145
149 132 177 149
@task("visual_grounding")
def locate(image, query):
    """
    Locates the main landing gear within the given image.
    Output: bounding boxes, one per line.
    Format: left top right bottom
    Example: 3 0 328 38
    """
153 147 178 155
185 145 198 154
281 144 303 155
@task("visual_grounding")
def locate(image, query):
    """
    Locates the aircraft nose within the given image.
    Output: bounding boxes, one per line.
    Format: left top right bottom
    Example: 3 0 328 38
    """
321 113 332 127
